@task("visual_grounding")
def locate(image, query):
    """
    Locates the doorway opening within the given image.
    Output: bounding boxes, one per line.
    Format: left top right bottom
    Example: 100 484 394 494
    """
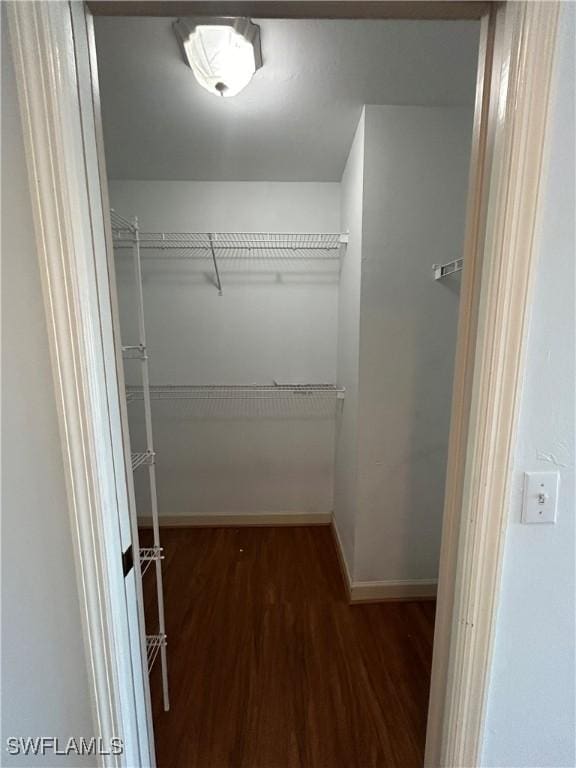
93 12 480 767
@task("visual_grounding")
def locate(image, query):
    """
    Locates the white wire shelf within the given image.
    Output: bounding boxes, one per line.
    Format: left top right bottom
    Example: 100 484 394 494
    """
146 634 167 672
111 211 347 296
127 384 346 400
113 231 347 257
126 384 345 421
433 258 463 280
131 451 155 471
139 546 164 576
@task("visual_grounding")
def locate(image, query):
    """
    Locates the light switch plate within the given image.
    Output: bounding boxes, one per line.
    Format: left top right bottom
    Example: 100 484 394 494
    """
522 471 559 524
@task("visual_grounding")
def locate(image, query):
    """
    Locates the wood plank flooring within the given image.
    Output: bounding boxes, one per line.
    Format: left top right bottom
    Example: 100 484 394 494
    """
140 526 435 768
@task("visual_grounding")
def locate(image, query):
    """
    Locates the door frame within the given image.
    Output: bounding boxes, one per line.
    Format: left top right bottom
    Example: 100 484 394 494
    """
7 1 560 765
6 2 154 766
424 2 560 764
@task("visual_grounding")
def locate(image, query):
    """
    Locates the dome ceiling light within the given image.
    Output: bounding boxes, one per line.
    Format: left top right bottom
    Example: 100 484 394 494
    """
173 18 263 98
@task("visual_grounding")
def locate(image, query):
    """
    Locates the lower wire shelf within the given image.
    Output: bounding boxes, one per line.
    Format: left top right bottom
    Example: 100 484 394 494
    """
127 383 345 400
126 383 345 419
146 633 167 672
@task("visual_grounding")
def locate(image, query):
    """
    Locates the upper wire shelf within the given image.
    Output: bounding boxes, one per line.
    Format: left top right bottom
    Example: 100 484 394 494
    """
110 209 347 296
112 230 347 257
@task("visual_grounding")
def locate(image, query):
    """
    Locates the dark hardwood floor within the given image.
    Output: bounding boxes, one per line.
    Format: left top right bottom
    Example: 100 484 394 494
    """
140 526 435 768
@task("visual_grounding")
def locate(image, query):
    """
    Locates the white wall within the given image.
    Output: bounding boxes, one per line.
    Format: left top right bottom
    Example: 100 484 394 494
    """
109 181 340 517
334 111 365 570
1 20 96 764
335 106 472 584
482 6 575 765
355 105 472 582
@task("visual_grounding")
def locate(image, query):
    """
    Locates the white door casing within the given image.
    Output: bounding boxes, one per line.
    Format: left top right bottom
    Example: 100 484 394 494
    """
425 2 560 765
7 1 154 765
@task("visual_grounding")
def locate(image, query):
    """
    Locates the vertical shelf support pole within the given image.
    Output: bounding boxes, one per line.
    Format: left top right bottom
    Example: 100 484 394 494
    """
132 216 170 712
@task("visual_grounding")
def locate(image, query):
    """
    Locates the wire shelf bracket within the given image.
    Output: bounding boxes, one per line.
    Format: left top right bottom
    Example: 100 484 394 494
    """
122 344 147 360
433 258 464 280
208 232 223 296
139 546 164 577
110 208 136 233
146 634 167 672
131 450 155 471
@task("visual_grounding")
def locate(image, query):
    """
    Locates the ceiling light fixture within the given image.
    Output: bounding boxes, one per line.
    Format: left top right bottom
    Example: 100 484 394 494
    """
174 18 262 98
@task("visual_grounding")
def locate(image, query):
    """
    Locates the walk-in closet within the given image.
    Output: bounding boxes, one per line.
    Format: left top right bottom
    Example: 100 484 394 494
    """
94 13 479 767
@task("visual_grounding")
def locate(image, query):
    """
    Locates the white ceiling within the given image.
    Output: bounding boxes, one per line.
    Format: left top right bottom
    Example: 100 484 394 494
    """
94 17 479 182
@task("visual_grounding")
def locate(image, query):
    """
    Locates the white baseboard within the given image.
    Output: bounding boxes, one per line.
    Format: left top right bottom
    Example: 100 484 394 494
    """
330 519 353 601
349 580 437 603
330 521 437 604
141 515 437 601
138 512 333 528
